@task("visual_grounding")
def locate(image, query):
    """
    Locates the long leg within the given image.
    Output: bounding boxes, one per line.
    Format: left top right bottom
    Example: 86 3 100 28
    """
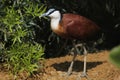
67 40 78 76
81 46 87 76
77 45 90 80
67 52 77 76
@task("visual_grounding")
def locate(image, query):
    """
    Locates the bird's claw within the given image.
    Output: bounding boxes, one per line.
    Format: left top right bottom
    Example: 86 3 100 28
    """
80 72 87 77
76 72 90 80
67 72 72 76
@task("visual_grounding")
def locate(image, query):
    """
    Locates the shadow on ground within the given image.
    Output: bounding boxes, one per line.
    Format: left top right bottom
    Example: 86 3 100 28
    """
51 60 103 72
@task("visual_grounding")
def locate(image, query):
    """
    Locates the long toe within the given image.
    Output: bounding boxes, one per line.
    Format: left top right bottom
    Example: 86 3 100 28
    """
76 72 91 80
80 72 87 77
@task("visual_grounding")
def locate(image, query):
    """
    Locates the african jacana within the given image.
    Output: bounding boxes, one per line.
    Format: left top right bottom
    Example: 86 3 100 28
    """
40 9 100 79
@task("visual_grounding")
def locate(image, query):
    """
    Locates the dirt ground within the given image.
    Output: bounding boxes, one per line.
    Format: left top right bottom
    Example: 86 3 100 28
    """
0 50 120 80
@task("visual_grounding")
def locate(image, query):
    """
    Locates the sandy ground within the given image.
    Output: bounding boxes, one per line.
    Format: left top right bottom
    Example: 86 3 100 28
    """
0 51 120 80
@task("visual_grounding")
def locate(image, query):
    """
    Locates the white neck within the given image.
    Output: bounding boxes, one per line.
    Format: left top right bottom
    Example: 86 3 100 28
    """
49 11 61 31
51 17 60 31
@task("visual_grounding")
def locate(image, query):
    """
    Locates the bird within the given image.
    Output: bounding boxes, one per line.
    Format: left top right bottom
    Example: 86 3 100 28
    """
40 8 100 79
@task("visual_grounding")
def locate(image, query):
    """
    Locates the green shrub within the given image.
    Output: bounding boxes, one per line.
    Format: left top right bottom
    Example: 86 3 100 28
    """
0 0 46 78
6 43 44 75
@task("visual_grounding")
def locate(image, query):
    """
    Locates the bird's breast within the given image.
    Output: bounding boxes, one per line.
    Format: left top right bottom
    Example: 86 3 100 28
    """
52 24 68 38
50 18 68 38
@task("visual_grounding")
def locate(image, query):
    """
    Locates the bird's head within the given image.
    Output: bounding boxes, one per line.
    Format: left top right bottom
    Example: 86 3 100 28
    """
40 8 61 19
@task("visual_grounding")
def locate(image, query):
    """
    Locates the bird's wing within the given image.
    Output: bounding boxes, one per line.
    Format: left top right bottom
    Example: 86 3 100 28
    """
65 19 99 39
61 14 100 39
65 19 86 39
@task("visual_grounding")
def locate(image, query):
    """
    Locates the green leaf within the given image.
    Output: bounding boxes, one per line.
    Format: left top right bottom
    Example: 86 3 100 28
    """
109 45 120 68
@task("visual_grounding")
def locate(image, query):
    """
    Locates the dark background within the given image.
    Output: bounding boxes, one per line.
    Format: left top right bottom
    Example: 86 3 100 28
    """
37 0 120 57
1 0 120 58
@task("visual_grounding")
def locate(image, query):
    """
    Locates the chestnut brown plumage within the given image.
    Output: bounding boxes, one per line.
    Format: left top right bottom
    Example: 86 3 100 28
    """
59 14 100 39
40 9 100 80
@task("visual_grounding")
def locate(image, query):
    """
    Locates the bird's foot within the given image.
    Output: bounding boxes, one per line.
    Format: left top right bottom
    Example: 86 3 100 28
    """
76 72 91 80
65 72 78 80
63 72 71 80
66 73 71 78
60 70 72 80
80 72 87 77
67 69 72 76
